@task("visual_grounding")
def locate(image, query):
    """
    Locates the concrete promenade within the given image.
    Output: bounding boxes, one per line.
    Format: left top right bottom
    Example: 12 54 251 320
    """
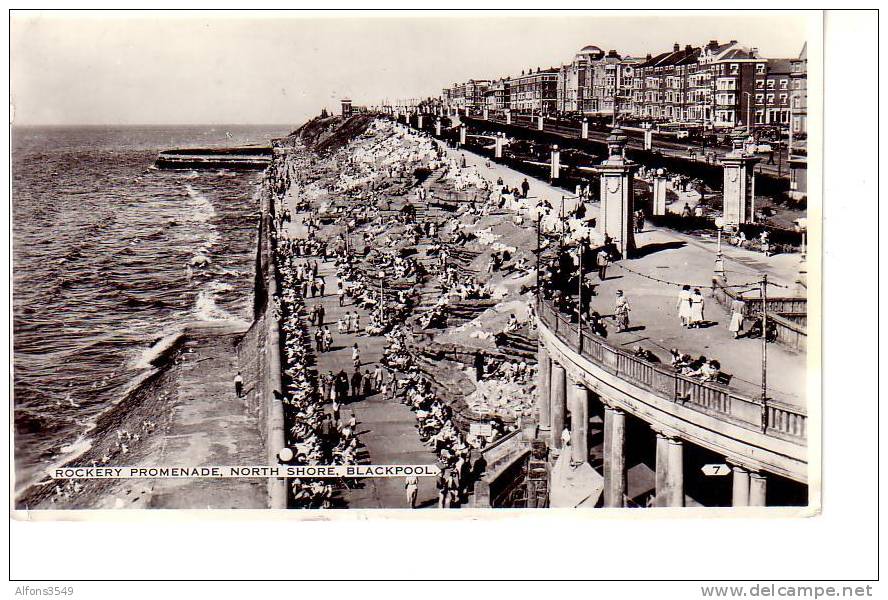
282 201 441 509
443 144 806 407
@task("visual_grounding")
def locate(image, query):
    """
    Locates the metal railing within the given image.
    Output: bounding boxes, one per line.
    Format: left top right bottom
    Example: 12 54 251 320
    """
537 299 806 443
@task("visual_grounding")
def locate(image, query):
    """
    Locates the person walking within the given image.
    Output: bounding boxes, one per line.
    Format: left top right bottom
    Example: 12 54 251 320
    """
521 178 530 199
316 304 325 327
729 298 745 339
614 290 631 332
677 284 692 328
689 288 705 328
352 343 361 370
405 475 419 509
350 370 363 401
337 281 345 307
314 327 324 352
596 249 609 281
322 326 333 352
234 371 244 398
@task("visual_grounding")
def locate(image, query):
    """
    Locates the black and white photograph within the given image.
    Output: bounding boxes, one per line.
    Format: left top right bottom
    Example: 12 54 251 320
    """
10 10 822 515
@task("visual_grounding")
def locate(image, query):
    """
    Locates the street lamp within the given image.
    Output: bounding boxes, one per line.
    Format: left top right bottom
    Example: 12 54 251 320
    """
714 216 726 278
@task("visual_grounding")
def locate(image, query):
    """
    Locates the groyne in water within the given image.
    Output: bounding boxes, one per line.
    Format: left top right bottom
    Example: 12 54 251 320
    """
155 146 272 170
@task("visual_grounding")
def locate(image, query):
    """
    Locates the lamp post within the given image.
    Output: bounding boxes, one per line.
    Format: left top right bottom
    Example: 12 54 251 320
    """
714 216 726 278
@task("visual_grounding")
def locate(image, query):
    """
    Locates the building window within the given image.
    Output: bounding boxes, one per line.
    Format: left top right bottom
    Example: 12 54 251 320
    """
767 93 775 103
730 63 739 74
767 80 775 89
756 93 764 103
756 64 766 74
756 80 764 89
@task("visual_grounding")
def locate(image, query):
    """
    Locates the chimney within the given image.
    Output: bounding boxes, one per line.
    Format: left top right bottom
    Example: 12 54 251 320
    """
708 40 719 49
730 40 737 45
646 53 652 61
685 44 693 52
673 43 680 52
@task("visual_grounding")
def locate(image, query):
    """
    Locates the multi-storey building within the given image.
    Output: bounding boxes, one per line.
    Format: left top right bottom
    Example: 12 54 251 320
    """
511 67 560 115
486 77 511 113
589 50 623 115
790 42 807 137
633 43 700 121
754 58 792 126
699 40 765 129
464 79 491 115
557 45 604 114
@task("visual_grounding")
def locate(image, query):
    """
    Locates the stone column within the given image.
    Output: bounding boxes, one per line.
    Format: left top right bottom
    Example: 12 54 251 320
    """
537 114 544 130
505 110 512 125
603 405 627 507
435 119 442 137
655 431 684 507
596 129 638 258
550 145 561 180
568 383 589 465
721 133 760 226
549 362 566 449
652 169 667 216
459 125 467 146
536 345 552 431
581 118 589 139
494 134 504 159
731 464 750 507
749 472 768 506
483 107 489 120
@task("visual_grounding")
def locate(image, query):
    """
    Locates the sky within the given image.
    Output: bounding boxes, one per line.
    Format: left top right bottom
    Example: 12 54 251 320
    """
10 11 814 126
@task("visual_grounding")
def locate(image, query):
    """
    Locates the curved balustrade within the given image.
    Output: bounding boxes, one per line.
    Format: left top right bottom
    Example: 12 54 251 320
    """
537 299 807 443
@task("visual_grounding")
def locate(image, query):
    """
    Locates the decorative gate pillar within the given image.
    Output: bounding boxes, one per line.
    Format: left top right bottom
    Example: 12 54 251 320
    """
435 119 442 137
550 145 560 181
652 168 667 216
537 114 544 130
505 109 512 125
459 124 467 146
581 118 589 139
721 131 760 226
483 107 489 120
596 129 638 258
494 133 504 159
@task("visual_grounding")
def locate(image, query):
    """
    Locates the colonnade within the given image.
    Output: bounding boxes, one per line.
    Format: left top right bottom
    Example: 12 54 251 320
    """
537 342 769 508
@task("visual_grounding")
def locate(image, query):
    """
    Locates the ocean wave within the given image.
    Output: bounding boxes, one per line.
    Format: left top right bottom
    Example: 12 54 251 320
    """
184 184 217 223
194 282 247 324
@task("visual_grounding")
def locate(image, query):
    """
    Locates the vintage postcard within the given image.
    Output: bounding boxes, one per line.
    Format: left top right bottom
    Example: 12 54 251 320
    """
10 10 821 515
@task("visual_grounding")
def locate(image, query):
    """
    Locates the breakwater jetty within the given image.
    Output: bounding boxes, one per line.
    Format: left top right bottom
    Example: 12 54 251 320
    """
155 146 272 170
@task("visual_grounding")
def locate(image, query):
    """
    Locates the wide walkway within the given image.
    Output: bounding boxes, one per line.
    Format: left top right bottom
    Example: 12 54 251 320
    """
442 143 807 407
282 206 441 509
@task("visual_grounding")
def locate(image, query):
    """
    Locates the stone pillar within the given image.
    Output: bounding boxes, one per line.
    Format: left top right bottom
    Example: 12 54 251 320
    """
435 119 442 137
550 145 560 180
655 431 684 507
643 128 653 150
581 118 589 139
549 362 566 449
537 345 551 431
749 472 767 506
494 133 503 159
537 114 544 130
596 129 638 258
459 124 467 146
652 169 667 216
721 132 760 226
483 107 489 120
603 405 627 507
505 109 512 125
568 383 589 465
731 464 750 507
417 115 423 129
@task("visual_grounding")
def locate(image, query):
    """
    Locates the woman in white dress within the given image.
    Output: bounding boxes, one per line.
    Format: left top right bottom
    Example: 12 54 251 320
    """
689 288 705 328
677 285 692 327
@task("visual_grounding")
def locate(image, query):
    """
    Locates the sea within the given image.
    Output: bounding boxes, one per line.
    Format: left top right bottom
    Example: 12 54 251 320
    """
11 124 293 495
